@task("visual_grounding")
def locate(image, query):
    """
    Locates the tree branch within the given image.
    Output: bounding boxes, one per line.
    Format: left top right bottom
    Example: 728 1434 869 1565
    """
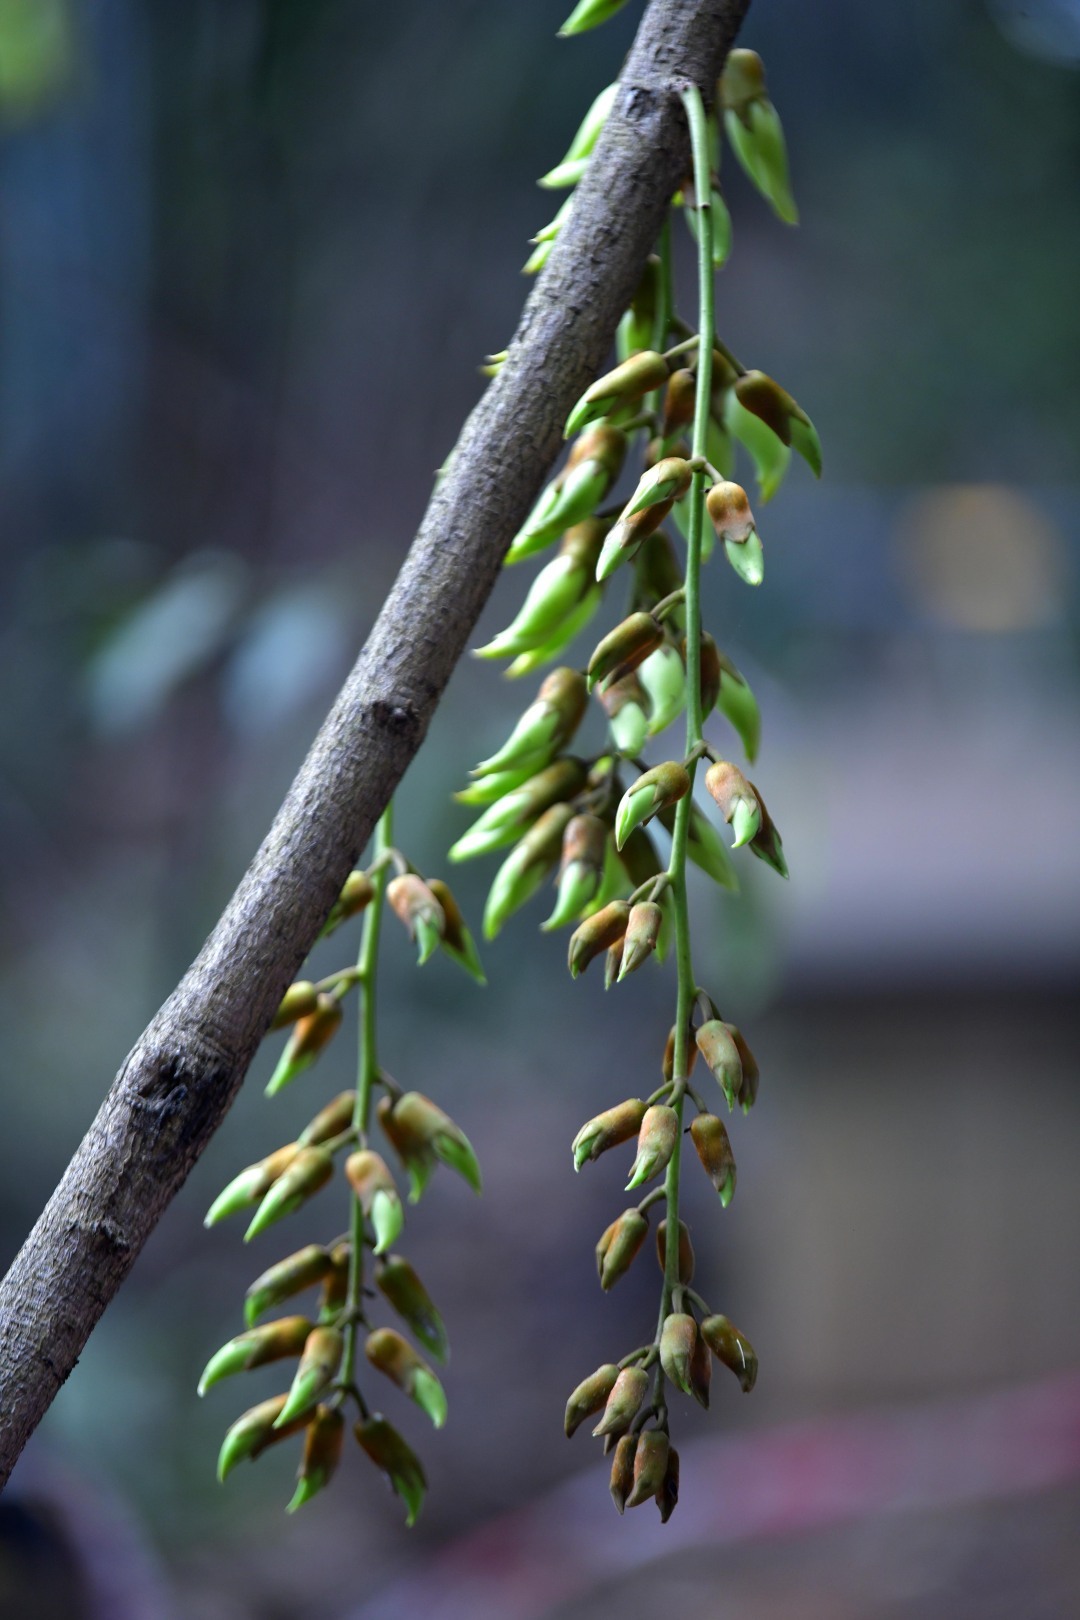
0 0 752 1488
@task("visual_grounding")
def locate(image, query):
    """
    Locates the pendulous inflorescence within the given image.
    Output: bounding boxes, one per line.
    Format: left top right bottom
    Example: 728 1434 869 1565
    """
453 14 820 1519
199 807 484 1522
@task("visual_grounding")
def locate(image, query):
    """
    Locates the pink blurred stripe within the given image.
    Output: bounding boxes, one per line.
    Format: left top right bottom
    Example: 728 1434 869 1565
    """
350 1371 1080 1620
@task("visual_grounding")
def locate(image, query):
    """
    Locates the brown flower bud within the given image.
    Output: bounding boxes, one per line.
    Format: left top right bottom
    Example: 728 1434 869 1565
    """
270 981 319 1031
657 1446 680 1521
566 351 670 437
568 900 631 978
244 1145 335 1241
572 1098 648 1171
245 1244 336 1327
619 900 663 979
596 1207 648 1290
655 1218 695 1284
298 1091 356 1147
609 1432 637 1515
319 1241 351 1314
564 1363 620 1438
288 1403 346 1512
266 993 344 1096
690 1113 737 1205
354 1416 426 1527
591 1365 649 1438
662 1023 697 1085
365 1328 447 1428
625 1105 679 1190
625 1429 670 1508
689 1328 712 1409
705 480 756 547
587 611 664 693
662 369 697 435
564 422 627 483
700 1314 758 1392
323 870 376 937
275 1325 343 1425
659 1313 698 1397
387 874 446 966
697 632 722 719
696 1019 744 1112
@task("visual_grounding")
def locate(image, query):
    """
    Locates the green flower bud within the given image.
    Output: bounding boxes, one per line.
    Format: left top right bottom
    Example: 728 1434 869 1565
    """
734 369 821 477
475 553 593 662
483 801 574 938
598 672 649 757
726 1023 760 1113
572 1097 648 1171
270 981 319 1031
565 1362 620 1438
451 756 587 863
244 1146 334 1242
217 1394 308 1483
595 1207 648 1290
287 1405 344 1513
471 667 588 778
558 0 630 38
345 1149 404 1255
507 427 626 562
695 1019 743 1112
618 901 663 980
625 1429 669 1509
591 1365 649 1438
321 870 376 938
565 351 669 439
690 1113 737 1206
539 81 617 185
659 1313 698 1398
354 1416 426 1527
198 1315 313 1396
615 762 691 850
204 1143 301 1229
543 812 608 930
298 1090 356 1148
704 760 762 847
700 1314 758 1392
244 1244 336 1327
453 764 536 807
275 1325 343 1426
391 1092 482 1194
609 1431 637 1513
567 899 630 978
425 878 486 985
265 994 344 1096
377 1094 435 1204
504 582 603 677
622 457 694 521
365 1327 447 1429
587 611 664 693
386 874 446 966
625 1104 679 1190
720 50 798 225
655 1218 695 1285
376 1255 449 1364
638 644 686 737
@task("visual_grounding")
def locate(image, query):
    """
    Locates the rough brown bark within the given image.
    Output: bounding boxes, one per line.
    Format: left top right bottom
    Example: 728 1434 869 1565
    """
0 0 752 1488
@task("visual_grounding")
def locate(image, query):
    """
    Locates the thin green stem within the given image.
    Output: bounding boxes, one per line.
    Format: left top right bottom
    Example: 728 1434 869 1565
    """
661 85 716 1318
339 802 393 1394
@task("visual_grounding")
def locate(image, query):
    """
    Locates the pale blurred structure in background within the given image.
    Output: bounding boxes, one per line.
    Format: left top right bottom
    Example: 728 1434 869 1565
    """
0 1 1078 1616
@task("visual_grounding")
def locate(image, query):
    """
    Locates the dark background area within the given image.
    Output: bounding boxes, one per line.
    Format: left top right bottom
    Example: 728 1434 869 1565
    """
0 1 1078 1616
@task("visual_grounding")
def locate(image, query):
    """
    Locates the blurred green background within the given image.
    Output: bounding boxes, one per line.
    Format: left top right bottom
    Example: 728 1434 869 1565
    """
1 1 1079 1616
